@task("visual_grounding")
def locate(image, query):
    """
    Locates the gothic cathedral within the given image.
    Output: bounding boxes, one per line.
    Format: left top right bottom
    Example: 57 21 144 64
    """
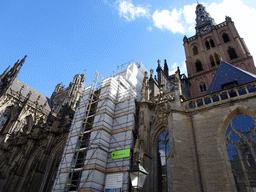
1 3 256 192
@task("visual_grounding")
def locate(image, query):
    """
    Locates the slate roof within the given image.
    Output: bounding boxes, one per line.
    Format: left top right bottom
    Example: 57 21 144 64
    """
169 74 175 79
10 78 51 111
206 60 256 94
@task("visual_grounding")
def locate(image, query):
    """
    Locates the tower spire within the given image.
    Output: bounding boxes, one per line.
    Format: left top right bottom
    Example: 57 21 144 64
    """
195 3 215 34
164 59 169 76
0 55 27 97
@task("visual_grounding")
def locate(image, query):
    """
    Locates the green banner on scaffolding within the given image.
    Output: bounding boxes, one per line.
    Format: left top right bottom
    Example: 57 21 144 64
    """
111 149 130 160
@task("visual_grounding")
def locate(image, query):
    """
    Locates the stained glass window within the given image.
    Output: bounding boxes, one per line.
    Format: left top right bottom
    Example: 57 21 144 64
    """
158 130 170 192
226 114 256 191
0 108 11 132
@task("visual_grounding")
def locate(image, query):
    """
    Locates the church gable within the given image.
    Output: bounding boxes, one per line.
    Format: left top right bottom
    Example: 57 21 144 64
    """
206 60 256 94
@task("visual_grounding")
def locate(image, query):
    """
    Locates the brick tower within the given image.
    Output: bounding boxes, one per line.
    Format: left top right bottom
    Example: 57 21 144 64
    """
183 3 256 98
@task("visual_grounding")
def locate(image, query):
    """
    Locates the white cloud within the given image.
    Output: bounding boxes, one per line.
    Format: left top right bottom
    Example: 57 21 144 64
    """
152 4 197 35
180 61 187 75
118 0 150 21
152 9 185 33
169 62 178 75
169 61 187 76
147 26 152 31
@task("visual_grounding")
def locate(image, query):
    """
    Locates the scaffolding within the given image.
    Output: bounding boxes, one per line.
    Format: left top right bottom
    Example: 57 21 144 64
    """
52 68 140 191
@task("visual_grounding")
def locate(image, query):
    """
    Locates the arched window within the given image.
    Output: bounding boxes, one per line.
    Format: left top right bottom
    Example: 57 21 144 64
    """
193 45 199 55
226 114 256 191
200 83 207 92
210 39 215 48
210 55 215 67
205 41 210 50
195 60 203 72
0 108 11 132
157 130 169 192
214 53 221 65
228 47 238 60
222 33 230 43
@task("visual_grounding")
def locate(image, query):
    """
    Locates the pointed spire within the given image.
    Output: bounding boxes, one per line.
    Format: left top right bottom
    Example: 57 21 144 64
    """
0 65 10 81
150 69 153 78
0 55 27 97
164 59 169 76
156 59 161 72
19 55 27 66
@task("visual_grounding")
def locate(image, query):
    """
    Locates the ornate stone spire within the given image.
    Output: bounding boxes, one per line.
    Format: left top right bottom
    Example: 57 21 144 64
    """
164 59 169 76
0 55 27 97
195 3 215 33
156 59 161 72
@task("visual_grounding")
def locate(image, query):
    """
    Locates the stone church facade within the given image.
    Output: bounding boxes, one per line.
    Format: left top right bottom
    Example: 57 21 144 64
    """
136 4 256 192
0 56 85 191
1 3 256 192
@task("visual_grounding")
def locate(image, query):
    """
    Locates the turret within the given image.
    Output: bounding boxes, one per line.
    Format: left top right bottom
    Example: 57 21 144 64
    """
54 83 64 93
141 71 149 102
195 3 215 34
156 59 162 84
73 74 81 85
80 73 86 87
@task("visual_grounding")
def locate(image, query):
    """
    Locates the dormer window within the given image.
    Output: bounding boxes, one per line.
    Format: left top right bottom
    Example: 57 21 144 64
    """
221 81 238 90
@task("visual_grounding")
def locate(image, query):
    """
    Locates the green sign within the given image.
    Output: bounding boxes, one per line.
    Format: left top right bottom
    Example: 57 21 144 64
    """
111 149 130 160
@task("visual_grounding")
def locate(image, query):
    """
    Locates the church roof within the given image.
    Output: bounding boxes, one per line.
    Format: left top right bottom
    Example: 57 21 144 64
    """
206 60 256 94
10 78 51 111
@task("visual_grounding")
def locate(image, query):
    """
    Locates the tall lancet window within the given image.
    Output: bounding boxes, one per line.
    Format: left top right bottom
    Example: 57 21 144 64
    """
226 114 256 191
158 130 170 192
0 108 11 132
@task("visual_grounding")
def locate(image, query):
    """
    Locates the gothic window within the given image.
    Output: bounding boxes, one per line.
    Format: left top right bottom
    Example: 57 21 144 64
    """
195 60 203 72
157 130 169 192
228 47 238 60
210 39 215 48
200 83 207 92
226 114 256 191
205 40 210 50
0 108 11 132
210 55 215 67
214 53 221 65
193 45 199 55
222 33 230 43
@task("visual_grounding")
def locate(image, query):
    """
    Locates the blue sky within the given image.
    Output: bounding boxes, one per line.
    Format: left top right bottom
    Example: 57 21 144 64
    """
1 0 256 98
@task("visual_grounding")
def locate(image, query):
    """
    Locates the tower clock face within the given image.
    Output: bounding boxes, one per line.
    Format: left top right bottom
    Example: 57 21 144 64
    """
200 25 211 35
